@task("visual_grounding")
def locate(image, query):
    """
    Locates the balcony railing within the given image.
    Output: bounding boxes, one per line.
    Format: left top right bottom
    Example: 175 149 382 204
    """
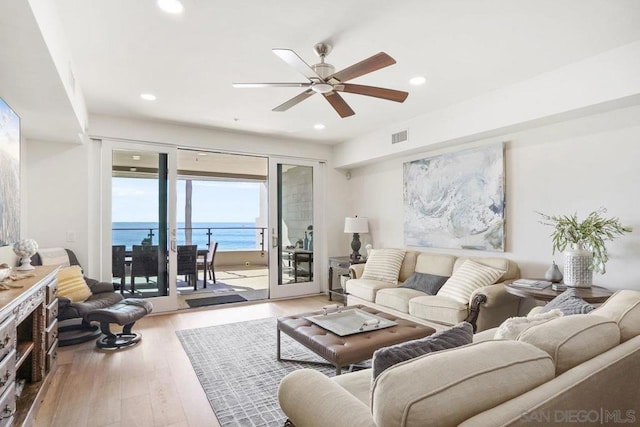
112 225 267 252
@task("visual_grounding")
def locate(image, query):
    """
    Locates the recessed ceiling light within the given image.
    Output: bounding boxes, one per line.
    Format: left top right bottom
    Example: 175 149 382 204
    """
157 0 184 14
140 93 157 101
132 155 141 161
197 152 208 156
409 76 426 86
314 123 326 130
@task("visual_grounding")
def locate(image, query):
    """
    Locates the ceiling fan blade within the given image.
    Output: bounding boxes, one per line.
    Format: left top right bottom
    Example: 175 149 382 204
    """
336 83 408 103
327 52 396 83
322 91 355 118
272 89 315 112
272 49 323 82
232 82 312 88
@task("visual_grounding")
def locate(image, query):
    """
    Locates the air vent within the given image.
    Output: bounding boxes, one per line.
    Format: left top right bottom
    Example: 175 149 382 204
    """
391 130 408 144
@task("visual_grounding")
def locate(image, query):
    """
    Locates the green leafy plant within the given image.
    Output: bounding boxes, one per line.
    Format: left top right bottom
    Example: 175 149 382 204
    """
537 208 631 274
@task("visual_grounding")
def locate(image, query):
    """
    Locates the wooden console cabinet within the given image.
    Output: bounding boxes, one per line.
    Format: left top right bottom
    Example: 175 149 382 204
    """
0 266 58 426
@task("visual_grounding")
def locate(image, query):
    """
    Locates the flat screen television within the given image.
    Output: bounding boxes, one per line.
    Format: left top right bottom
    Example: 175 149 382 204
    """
0 96 20 246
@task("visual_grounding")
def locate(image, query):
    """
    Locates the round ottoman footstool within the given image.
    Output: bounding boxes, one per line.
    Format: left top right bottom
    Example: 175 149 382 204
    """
85 298 153 349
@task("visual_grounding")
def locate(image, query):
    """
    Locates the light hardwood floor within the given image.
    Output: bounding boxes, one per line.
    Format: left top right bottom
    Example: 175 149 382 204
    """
34 294 332 427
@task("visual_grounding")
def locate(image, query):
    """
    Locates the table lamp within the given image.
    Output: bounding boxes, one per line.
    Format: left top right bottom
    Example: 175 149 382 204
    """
344 216 369 260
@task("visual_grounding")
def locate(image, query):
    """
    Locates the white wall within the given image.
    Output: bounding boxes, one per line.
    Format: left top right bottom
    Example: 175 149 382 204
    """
0 247 17 267
345 105 640 291
333 41 640 170
23 138 91 268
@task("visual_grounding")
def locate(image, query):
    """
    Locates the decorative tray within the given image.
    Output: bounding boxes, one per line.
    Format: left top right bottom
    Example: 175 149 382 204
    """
305 308 397 336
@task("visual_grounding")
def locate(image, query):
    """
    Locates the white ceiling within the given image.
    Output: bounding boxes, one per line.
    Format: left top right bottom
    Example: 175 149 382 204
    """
24 1 640 143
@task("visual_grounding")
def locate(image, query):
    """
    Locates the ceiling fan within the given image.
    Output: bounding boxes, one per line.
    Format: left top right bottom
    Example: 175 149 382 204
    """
232 43 409 118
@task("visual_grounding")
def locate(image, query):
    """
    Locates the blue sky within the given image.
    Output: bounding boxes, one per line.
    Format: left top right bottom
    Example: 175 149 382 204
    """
112 178 261 222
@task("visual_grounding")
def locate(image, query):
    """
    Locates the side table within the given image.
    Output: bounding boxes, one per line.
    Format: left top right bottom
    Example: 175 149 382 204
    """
328 256 366 303
504 280 613 304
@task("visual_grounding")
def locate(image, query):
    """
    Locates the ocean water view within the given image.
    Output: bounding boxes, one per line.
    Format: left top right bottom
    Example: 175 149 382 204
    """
112 222 264 250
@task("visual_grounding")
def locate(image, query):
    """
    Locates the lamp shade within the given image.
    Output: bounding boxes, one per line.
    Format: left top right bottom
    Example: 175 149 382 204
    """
344 217 369 234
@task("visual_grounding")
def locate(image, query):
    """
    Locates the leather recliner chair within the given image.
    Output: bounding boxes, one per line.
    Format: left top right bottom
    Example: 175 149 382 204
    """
32 249 124 346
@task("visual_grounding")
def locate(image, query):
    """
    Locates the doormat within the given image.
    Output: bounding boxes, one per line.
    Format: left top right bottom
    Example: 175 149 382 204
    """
186 294 247 308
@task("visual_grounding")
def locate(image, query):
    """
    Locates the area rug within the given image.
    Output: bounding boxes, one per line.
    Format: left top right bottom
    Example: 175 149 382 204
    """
176 317 337 427
185 294 247 308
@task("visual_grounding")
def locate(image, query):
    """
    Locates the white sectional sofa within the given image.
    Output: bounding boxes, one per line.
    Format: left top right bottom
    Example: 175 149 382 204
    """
346 250 521 332
279 290 640 427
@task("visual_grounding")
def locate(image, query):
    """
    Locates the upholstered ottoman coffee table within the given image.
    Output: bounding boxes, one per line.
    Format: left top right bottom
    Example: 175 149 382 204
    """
277 305 436 374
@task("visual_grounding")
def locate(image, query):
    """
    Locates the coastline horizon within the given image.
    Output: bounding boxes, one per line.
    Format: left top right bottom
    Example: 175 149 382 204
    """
112 221 262 250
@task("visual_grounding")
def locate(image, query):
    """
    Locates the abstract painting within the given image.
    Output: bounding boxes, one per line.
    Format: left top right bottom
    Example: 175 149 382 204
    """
0 97 20 246
403 144 505 251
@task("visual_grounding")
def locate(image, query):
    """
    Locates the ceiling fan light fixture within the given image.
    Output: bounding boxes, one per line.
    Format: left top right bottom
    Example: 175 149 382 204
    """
236 44 405 118
311 83 334 94
311 62 335 79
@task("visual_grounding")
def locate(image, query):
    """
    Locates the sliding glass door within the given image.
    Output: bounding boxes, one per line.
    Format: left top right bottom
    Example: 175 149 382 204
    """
101 140 178 312
268 157 321 299
101 142 323 309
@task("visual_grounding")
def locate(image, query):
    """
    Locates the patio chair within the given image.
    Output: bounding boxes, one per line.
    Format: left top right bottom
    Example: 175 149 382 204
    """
177 244 198 290
112 245 126 292
203 241 218 287
130 244 159 294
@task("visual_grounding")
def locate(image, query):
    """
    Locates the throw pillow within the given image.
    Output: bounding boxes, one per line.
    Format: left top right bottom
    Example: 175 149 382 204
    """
494 309 563 340
436 259 505 305
399 272 449 295
372 322 473 380
542 288 595 315
361 248 406 284
56 265 92 303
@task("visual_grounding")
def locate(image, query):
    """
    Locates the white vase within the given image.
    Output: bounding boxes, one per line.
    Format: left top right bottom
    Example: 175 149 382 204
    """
564 243 593 287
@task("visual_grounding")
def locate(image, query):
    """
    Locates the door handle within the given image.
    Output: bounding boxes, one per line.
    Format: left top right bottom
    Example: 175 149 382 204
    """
171 239 177 252
272 235 278 248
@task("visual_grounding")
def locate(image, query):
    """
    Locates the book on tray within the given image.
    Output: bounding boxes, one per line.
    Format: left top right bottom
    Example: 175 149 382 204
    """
510 279 552 289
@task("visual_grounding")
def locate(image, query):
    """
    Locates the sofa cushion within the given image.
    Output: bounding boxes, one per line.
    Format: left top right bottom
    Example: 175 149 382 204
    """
473 327 498 343
414 253 457 276
437 259 505 305
494 309 563 340
375 288 425 313
345 279 396 302
372 340 555 427
409 295 468 325
398 272 449 294
372 322 473 379
398 251 419 283
360 249 406 284
517 314 620 374
56 265 92 303
331 369 372 406
542 288 595 315
590 290 640 342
